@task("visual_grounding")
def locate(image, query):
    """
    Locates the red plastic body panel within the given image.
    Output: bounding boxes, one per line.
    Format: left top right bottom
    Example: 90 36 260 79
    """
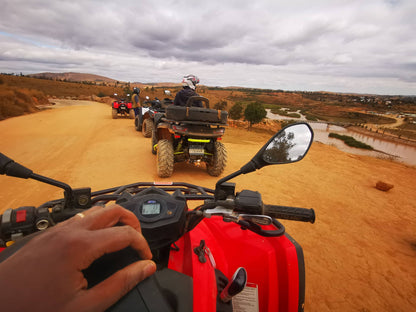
112 102 119 109
168 217 302 312
127 102 133 109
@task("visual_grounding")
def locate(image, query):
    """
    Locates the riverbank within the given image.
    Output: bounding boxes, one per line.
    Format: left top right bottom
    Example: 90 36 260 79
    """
347 125 416 147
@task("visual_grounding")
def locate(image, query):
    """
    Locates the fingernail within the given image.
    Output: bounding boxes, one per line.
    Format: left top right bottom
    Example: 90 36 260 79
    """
144 261 156 276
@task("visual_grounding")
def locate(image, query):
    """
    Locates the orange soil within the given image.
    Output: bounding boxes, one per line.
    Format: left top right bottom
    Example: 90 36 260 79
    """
0 100 415 311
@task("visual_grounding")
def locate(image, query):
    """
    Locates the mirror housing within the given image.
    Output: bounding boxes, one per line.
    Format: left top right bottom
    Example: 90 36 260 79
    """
241 122 314 173
215 122 314 199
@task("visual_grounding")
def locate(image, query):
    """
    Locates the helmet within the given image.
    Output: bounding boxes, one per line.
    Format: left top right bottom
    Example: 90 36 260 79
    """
133 87 140 94
182 74 199 90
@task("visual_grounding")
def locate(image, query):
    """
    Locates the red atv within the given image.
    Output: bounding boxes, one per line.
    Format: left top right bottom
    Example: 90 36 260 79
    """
112 93 134 119
0 122 315 311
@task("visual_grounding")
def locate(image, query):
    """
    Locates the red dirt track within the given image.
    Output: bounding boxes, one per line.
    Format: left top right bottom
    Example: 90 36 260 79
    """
0 100 415 311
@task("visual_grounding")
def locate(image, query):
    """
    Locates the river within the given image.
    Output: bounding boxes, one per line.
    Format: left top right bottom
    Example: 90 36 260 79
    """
266 109 416 166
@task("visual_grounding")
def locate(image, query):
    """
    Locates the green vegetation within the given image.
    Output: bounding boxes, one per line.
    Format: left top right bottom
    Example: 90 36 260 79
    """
329 133 374 150
229 102 243 120
214 100 227 110
244 102 267 129
270 108 301 118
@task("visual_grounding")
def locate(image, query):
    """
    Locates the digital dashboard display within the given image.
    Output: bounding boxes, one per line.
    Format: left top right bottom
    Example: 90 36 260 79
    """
142 201 161 215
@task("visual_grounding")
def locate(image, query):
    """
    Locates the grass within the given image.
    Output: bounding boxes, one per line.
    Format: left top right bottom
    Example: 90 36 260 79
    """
270 108 301 118
329 133 374 150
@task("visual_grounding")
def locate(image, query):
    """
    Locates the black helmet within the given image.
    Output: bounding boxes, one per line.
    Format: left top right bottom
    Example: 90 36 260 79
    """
182 74 199 90
133 87 140 94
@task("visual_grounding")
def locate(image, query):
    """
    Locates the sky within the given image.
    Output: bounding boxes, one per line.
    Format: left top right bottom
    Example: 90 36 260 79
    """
0 0 415 95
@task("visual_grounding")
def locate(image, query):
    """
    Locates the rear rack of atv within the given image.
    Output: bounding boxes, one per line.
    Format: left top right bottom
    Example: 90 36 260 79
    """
161 118 228 127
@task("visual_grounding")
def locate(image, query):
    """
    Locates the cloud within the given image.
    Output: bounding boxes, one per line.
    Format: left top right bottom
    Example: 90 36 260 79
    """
0 0 415 94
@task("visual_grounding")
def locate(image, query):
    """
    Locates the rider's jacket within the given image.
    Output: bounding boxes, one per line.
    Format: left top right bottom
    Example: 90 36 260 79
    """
173 87 203 107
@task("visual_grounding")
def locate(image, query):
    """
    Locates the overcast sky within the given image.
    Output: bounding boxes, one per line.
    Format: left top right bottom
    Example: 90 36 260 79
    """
1 0 415 95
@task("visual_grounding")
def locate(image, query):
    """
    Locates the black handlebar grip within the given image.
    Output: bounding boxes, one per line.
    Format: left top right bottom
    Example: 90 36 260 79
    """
263 205 315 223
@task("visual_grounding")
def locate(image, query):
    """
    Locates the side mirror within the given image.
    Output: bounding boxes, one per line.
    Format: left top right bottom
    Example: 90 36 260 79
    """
215 123 314 197
242 123 313 172
261 123 313 164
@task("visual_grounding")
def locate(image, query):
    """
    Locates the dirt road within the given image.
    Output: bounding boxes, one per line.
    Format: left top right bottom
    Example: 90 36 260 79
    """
1 100 415 311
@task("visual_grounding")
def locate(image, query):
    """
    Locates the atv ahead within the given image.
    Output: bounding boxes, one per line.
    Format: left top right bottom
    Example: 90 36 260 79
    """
112 94 134 119
152 96 228 178
135 91 174 137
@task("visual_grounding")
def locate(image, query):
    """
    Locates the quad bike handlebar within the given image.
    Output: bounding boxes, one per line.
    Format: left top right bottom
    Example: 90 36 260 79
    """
263 204 315 223
0 181 315 246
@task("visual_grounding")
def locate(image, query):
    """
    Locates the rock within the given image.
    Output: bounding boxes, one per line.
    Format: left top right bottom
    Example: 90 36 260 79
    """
375 181 394 192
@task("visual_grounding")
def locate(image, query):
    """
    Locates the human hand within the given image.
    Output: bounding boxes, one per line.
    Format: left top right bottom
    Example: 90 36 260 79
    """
0 204 156 312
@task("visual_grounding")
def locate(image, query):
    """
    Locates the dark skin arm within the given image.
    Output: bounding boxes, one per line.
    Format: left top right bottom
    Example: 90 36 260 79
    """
0 204 156 312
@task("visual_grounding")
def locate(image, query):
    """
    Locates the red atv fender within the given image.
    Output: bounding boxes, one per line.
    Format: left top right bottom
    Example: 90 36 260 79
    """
168 217 305 312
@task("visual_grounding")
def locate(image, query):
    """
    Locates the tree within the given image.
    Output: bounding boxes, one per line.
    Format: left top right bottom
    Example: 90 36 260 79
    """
214 100 227 110
228 103 243 120
263 131 295 163
244 102 267 129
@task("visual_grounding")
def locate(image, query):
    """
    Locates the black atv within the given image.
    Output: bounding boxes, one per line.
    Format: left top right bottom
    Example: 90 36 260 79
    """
152 96 227 178
112 94 134 119
135 94 173 138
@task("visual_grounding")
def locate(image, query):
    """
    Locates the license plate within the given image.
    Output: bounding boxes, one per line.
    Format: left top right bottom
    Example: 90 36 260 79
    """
189 146 205 155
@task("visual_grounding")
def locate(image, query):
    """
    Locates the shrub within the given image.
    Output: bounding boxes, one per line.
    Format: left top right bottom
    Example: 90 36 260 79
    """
214 100 227 110
229 103 243 120
244 102 267 129
329 133 374 150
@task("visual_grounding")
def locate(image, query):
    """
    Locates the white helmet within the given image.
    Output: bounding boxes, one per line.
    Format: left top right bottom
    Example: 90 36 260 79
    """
182 74 199 90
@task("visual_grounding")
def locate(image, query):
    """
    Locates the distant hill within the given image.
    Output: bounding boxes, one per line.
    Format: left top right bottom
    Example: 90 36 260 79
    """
141 82 181 87
28 72 183 89
28 72 118 83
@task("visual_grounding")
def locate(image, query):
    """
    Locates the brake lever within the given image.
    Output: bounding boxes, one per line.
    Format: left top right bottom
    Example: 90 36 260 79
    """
238 214 272 226
203 206 233 217
203 208 272 226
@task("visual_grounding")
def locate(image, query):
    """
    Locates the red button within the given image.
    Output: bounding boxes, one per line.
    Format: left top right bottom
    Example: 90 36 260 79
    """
16 210 27 223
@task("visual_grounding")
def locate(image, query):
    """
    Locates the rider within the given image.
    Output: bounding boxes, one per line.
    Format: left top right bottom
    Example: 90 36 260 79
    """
173 74 203 107
131 87 141 116
0 204 156 312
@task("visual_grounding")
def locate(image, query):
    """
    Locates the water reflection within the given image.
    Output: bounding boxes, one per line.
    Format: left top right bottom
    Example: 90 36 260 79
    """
310 123 416 166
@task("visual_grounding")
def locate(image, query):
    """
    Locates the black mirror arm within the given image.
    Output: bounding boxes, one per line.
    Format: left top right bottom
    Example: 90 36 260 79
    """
30 173 73 202
0 153 73 206
240 158 266 174
214 159 262 200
